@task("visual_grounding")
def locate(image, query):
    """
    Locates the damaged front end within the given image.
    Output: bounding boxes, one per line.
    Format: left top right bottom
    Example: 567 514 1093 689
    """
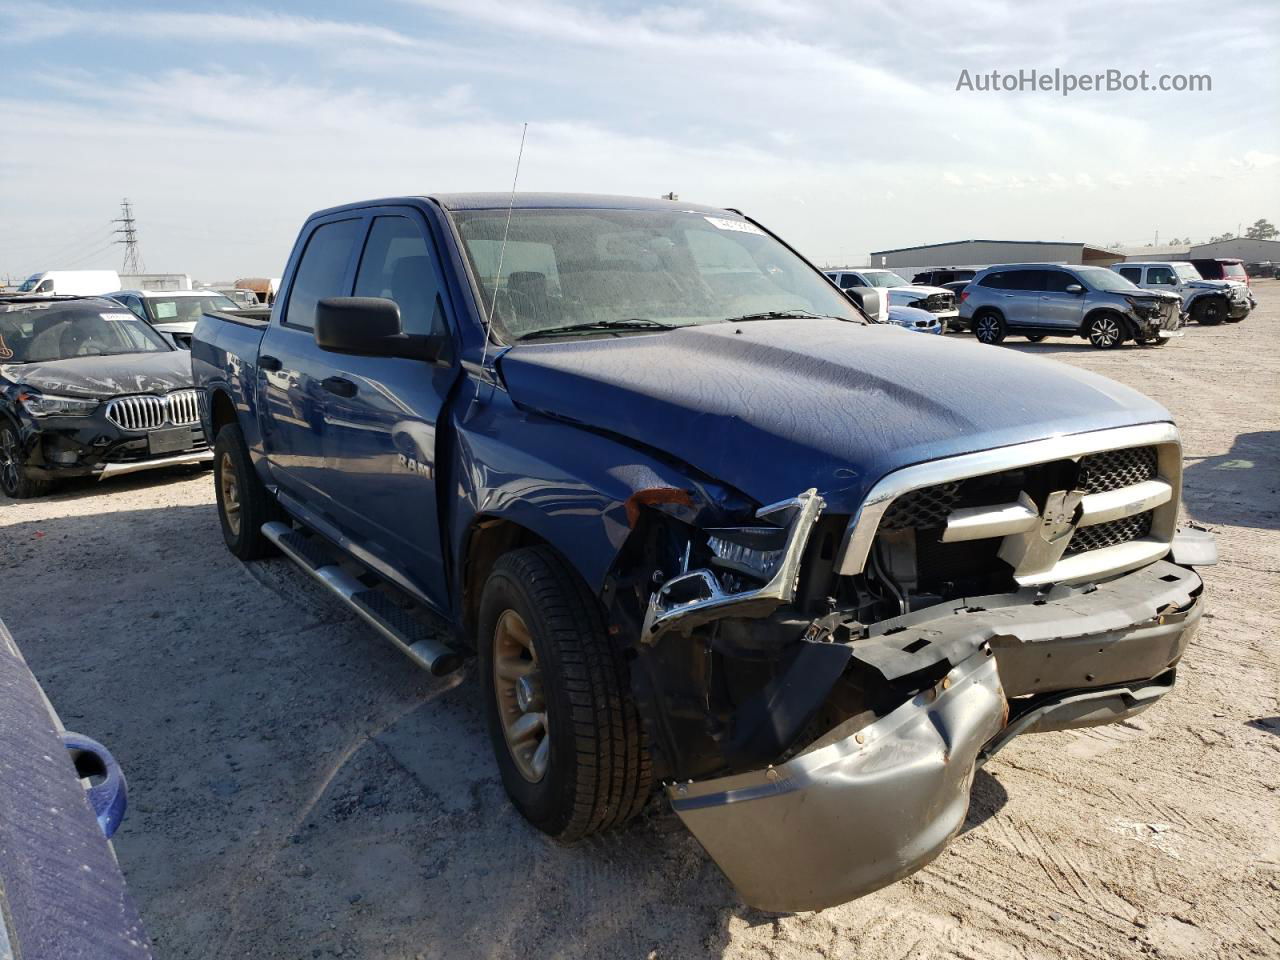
607 425 1211 912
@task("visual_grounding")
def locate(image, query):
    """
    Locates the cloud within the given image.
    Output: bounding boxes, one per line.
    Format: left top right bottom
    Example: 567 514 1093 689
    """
0 0 1276 276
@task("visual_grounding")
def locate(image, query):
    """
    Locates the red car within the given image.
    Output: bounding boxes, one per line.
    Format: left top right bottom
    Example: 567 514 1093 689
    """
1191 257 1250 287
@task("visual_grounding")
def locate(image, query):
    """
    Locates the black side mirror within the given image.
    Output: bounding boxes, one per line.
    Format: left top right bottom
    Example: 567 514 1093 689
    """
314 297 450 363
844 285 882 318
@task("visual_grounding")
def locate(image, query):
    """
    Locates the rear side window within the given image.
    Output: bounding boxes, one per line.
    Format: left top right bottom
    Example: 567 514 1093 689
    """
980 271 1011 289
284 218 362 329
1117 267 1142 284
353 216 448 337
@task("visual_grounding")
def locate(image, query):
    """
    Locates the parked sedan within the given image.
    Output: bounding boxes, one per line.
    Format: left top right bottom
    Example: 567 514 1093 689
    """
107 289 241 349
885 303 945 334
959 264 1182 349
0 295 211 498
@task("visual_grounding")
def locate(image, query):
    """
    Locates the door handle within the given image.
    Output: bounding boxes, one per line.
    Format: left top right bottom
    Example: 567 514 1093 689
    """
322 376 357 398
259 354 282 372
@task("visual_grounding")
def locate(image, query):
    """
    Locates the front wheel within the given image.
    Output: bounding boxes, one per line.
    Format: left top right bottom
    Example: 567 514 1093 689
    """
1086 313 1126 349
478 546 652 842
973 311 1007 345
0 423 50 499
213 423 280 560
1191 297 1224 325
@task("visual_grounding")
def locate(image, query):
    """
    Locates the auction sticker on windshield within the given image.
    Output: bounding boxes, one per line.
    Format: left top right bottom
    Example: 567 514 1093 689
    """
704 216 765 235
100 313 136 322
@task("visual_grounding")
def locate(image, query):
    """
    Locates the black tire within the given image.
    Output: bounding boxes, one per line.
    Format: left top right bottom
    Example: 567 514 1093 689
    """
1086 312 1126 349
212 423 280 560
0 422 51 499
1191 297 1224 326
478 546 652 842
1025 334 1047 342
972 311 1007 345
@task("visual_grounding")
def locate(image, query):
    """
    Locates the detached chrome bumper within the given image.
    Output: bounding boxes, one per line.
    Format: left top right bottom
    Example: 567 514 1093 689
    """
669 555 1208 913
97 449 213 479
670 653 1005 913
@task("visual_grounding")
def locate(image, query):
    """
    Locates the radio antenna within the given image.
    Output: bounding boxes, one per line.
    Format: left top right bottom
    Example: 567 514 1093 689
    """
480 122 528 369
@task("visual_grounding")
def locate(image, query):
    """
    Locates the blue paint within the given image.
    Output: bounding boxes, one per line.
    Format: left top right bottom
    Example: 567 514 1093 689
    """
193 194 1171 628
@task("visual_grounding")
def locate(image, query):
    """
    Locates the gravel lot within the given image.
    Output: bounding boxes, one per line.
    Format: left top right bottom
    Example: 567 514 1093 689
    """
2 283 1277 960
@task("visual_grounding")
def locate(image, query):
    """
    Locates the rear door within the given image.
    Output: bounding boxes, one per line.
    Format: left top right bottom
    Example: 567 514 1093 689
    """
310 209 461 611
1000 269 1044 327
1035 269 1086 329
257 215 365 500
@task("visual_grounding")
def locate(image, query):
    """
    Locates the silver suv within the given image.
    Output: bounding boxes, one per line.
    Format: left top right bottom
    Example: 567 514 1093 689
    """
959 264 1183 349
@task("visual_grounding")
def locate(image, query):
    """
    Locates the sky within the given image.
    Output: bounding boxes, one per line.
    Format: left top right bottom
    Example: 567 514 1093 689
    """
0 0 1277 281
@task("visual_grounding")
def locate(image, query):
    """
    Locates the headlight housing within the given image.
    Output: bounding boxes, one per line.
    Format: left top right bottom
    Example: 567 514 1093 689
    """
17 391 101 417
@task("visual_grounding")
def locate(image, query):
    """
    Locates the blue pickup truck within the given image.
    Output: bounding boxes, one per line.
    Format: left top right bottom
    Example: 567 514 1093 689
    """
192 193 1216 911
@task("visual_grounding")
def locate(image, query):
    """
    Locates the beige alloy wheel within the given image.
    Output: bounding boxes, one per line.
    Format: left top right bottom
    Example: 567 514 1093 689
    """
219 451 241 537
492 609 549 782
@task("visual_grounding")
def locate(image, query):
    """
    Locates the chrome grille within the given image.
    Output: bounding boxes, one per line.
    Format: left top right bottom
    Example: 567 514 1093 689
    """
880 482 962 530
1077 446 1157 494
106 390 201 431
1066 511 1153 555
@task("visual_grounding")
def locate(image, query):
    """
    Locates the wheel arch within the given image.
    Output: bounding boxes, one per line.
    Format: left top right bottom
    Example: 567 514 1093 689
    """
1079 307 1135 338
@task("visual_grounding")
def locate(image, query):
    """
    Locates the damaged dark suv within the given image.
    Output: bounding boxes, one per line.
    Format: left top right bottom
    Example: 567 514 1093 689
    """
0 296 211 498
192 194 1216 912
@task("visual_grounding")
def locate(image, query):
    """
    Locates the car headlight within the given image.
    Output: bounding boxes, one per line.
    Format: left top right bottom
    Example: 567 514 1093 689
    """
17 391 101 417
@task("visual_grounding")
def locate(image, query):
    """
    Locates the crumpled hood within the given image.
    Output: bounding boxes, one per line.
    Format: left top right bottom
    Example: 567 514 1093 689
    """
1 350 192 399
498 319 1172 512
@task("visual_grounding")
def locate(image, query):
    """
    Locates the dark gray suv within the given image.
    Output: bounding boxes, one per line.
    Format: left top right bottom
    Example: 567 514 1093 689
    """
959 264 1183 349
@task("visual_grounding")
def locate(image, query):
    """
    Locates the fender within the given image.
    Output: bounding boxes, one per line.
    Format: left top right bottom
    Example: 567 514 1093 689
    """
447 378 746 614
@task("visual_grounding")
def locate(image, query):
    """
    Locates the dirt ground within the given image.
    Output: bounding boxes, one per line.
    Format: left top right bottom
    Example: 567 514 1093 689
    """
2 283 1277 960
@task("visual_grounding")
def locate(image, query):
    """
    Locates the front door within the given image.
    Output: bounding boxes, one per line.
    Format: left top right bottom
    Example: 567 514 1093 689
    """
1035 269 1086 330
257 215 365 502
311 211 461 611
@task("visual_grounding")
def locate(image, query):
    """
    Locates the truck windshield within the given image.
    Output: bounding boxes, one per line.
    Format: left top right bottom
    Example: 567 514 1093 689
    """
16 275 41 292
0 305 171 363
860 271 910 288
451 208 861 340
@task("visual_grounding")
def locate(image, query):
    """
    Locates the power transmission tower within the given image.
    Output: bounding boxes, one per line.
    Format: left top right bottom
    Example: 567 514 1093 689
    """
114 198 145 274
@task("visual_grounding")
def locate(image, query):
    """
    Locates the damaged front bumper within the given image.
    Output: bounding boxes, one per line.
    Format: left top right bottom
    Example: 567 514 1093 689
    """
665 555 1207 912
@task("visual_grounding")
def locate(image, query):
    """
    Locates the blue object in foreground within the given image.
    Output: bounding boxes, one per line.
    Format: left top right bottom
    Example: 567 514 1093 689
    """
0 618 152 959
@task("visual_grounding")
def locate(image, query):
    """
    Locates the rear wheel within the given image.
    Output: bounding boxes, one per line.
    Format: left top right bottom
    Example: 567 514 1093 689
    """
1086 313 1126 349
0 423 50 499
478 546 652 842
973 311 1007 345
1191 297 1224 325
213 423 280 560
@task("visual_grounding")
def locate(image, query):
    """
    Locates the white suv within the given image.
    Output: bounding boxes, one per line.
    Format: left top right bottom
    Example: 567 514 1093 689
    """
1112 262 1251 326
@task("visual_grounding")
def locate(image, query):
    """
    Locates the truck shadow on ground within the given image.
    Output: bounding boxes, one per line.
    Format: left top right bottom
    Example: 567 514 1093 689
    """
1 499 1015 958
1182 430 1280 531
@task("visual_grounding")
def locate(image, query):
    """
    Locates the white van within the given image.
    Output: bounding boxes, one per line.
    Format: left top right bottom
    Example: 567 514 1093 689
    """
16 270 121 296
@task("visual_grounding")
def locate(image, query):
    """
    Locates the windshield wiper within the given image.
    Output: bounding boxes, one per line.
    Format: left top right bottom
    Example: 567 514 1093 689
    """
516 318 678 341
723 309 852 323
